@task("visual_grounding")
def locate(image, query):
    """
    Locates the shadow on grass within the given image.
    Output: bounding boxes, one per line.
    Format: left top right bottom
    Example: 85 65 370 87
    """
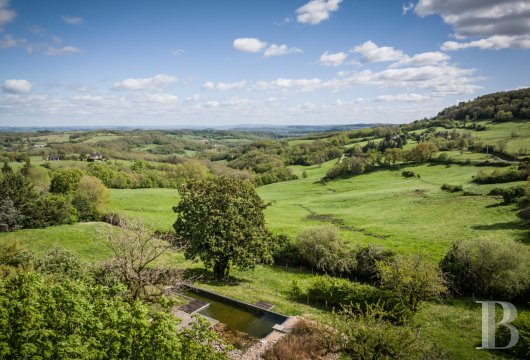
183 267 250 286
471 221 529 244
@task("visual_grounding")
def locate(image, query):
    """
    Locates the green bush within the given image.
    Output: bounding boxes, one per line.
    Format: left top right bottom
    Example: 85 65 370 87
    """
401 170 416 178
331 304 448 359
305 275 381 309
296 226 356 274
354 244 396 281
50 168 84 194
441 184 463 193
377 255 448 312
0 272 227 360
473 168 528 184
497 310 530 358
440 239 530 300
488 185 526 203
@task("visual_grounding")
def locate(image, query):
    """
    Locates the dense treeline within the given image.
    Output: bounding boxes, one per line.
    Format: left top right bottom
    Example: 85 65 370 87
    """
436 88 530 122
0 162 111 232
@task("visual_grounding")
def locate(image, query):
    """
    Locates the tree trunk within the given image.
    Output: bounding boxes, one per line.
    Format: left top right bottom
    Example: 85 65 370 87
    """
213 260 228 280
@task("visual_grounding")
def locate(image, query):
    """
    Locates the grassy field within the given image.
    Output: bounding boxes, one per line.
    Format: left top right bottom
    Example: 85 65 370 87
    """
106 159 527 261
2 124 529 359
0 222 112 262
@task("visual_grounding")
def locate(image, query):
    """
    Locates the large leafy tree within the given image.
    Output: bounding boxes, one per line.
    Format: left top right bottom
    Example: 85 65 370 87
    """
173 177 274 279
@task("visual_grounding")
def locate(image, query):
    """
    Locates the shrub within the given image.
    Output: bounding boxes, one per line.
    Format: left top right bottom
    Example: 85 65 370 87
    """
0 198 24 232
50 168 84 194
72 175 111 221
488 185 526 203
377 255 448 312
263 319 333 360
37 247 88 280
441 184 463 193
440 239 530 300
0 240 34 272
473 168 528 184
296 226 356 274
354 244 396 281
330 304 448 359
305 275 381 309
27 193 79 228
401 170 416 178
0 272 227 359
497 310 530 358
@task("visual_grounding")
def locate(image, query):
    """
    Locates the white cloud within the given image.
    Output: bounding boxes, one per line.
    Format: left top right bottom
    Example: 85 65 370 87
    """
442 35 530 51
233 38 267 53
254 78 323 92
3 79 32 94
375 93 431 102
296 0 343 25
45 45 83 56
112 74 177 91
252 63 481 96
0 34 26 48
0 0 16 29
202 80 247 91
318 51 347 66
171 49 185 56
263 44 303 57
352 40 406 63
61 16 84 26
390 51 450 67
402 2 415 15
414 0 530 50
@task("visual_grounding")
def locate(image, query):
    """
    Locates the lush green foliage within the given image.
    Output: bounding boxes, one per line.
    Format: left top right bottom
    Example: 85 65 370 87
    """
296 226 356 274
174 177 274 279
473 167 529 184
72 175 111 220
440 239 530 300
330 304 447 359
0 272 226 360
377 255 448 312
441 184 463 193
436 88 530 122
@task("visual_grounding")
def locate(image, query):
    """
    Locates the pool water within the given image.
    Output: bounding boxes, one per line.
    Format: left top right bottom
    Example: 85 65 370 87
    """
183 290 285 338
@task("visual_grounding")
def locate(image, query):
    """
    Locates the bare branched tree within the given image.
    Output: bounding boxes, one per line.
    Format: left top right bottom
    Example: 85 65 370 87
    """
103 220 183 301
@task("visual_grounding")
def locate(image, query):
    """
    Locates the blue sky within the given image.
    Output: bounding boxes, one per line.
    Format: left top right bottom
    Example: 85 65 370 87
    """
1 0 530 127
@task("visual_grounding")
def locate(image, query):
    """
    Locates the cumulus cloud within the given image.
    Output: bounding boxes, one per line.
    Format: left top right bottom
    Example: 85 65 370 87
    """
0 34 26 49
390 51 450 67
296 0 343 25
202 80 247 91
45 45 83 56
318 51 347 66
61 16 84 26
442 35 530 50
352 41 406 63
0 0 16 29
375 93 431 102
3 79 32 94
263 44 303 57
254 78 323 92
252 63 481 96
233 38 267 53
112 74 177 91
402 2 415 15
414 0 530 50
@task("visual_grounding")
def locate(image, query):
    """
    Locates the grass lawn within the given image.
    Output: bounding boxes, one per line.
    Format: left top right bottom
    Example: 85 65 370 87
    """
0 222 112 262
108 188 180 231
